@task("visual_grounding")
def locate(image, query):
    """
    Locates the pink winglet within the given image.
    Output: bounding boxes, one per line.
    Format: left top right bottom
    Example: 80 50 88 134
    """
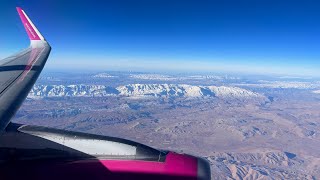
16 7 42 40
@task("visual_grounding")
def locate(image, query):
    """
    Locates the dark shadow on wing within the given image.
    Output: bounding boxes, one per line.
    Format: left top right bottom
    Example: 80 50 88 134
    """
0 65 42 72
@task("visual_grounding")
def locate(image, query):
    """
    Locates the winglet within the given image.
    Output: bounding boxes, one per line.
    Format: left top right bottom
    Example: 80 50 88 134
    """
16 7 45 41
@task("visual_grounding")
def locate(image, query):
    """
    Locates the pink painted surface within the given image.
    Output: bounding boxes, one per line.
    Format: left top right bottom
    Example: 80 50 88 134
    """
16 7 41 40
1 152 198 179
72 152 198 178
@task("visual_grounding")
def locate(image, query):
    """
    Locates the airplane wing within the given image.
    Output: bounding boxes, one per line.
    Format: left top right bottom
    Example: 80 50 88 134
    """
0 7 51 131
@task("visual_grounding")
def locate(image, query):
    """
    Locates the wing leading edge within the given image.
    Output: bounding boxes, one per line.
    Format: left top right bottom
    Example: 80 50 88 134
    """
0 7 51 131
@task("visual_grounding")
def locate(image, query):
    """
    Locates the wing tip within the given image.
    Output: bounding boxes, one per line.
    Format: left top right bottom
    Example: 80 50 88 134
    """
16 7 45 42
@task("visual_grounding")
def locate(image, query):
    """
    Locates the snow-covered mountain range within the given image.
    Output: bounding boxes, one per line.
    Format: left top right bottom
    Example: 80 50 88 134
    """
92 73 117 78
28 84 264 99
235 81 320 89
128 74 240 81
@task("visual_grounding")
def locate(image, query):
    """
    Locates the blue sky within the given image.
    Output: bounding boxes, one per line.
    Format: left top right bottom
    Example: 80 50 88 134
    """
0 0 320 76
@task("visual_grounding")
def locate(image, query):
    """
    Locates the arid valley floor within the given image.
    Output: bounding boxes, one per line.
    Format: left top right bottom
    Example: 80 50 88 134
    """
13 71 320 179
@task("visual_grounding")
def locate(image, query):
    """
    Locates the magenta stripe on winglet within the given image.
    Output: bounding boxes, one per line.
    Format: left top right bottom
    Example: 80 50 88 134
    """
16 7 41 40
